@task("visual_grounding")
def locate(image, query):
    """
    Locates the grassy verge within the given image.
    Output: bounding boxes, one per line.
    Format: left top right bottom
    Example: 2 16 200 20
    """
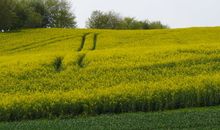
0 106 219 130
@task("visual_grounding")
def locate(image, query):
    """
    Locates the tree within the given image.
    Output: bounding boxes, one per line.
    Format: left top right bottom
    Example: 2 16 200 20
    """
149 21 169 29
86 10 122 29
45 0 76 28
0 0 76 31
28 0 48 27
141 20 150 29
0 0 18 31
86 10 169 30
14 0 43 28
121 17 147 29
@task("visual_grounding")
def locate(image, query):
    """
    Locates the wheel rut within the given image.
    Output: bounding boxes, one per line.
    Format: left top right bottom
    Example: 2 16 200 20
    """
91 33 99 51
7 34 77 53
78 33 90 52
77 53 86 68
76 32 99 68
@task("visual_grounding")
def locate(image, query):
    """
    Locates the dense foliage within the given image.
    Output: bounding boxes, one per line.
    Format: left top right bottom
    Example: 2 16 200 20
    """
0 0 76 31
0 27 220 121
86 10 169 29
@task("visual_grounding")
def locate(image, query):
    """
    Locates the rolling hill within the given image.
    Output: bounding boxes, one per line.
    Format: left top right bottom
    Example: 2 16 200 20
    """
0 27 220 121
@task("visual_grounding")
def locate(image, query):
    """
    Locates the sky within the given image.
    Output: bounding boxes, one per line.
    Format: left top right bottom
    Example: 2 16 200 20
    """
71 0 220 28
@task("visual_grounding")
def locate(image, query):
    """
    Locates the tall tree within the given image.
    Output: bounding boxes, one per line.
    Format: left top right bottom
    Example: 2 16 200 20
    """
45 0 76 28
14 0 43 28
0 0 76 30
0 0 17 31
86 10 122 29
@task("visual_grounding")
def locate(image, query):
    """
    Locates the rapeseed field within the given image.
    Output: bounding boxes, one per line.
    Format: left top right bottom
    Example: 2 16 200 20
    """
0 27 220 121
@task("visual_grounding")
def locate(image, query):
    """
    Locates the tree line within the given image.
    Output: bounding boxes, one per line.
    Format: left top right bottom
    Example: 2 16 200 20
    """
0 0 168 31
87 10 169 29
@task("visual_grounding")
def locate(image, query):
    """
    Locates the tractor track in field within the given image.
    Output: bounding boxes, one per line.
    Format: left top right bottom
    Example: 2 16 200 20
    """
48 32 99 71
6 34 79 53
76 33 99 68
77 53 86 67
7 34 72 50
91 33 99 51
77 33 90 52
